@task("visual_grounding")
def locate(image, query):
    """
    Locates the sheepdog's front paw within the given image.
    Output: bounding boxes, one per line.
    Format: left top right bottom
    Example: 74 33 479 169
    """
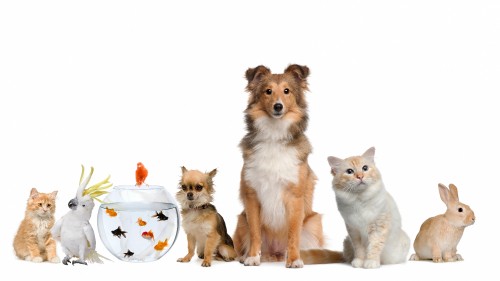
243 256 261 266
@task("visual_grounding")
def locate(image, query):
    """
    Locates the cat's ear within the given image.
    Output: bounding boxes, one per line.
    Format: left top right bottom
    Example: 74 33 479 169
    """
327 156 343 175
362 147 376 162
438 183 451 206
49 191 58 199
30 188 39 199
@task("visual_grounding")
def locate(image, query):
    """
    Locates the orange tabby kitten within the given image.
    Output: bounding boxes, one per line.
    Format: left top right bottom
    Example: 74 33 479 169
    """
13 188 59 263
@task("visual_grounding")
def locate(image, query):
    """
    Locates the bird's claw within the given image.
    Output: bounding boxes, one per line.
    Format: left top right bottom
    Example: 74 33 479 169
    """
62 256 71 265
71 259 88 266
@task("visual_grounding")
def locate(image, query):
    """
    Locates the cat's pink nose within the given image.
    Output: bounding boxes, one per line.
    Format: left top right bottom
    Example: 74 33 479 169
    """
356 174 363 180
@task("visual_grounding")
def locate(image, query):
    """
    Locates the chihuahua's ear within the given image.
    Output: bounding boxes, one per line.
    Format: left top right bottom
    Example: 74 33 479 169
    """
181 166 188 175
208 168 217 178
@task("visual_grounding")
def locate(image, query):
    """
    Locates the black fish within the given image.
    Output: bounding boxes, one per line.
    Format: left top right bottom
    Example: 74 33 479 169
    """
152 211 168 221
111 226 127 238
123 249 134 258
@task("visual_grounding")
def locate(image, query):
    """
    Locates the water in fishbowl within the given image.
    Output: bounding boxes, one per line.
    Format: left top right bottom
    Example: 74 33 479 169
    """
97 201 179 262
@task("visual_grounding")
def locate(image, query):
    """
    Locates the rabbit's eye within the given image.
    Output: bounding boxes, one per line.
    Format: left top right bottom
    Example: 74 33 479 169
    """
458 207 463 212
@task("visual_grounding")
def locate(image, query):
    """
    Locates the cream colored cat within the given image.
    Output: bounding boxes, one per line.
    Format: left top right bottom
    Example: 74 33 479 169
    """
327 147 410 269
13 188 59 263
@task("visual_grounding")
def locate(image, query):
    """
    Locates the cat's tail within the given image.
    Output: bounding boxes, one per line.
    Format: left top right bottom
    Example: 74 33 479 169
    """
301 236 353 264
300 249 344 264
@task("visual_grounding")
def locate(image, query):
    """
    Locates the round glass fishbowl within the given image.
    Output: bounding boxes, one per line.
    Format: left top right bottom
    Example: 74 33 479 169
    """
97 185 179 262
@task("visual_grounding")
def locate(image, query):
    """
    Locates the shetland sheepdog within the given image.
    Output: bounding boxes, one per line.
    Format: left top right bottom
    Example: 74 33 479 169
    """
232 64 342 268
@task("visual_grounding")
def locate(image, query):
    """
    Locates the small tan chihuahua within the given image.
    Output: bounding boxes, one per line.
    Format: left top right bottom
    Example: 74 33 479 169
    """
176 166 236 267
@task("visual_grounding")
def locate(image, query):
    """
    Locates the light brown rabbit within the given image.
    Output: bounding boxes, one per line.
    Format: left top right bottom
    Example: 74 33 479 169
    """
409 183 475 262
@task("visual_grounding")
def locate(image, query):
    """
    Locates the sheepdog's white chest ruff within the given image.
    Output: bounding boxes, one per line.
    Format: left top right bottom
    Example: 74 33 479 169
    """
243 117 300 230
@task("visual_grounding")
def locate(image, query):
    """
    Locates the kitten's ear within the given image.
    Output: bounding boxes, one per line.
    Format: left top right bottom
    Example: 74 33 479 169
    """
327 156 343 175
49 191 58 199
448 184 459 202
208 168 217 178
181 166 188 175
438 183 451 206
30 188 39 199
362 147 376 162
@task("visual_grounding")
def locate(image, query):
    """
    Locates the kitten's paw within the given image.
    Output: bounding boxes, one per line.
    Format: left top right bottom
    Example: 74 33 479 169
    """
32 256 43 263
409 254 420 261
24 256 32 262
286 259 304 268
363 259 380 269
49 256 60 263
455 254 463 261
243 256 261 266
352 258 364 268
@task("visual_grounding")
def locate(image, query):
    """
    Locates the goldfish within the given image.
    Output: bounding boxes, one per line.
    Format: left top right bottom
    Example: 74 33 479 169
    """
137 217 147 226
152 210 168 221
154 239 168 251
141 230 155 241
111 226 127 238
123 249 134 258
106 207 117 217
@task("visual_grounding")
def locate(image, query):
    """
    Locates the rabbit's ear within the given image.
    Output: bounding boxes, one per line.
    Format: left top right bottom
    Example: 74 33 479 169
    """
449 184 459 202
438 183 451 206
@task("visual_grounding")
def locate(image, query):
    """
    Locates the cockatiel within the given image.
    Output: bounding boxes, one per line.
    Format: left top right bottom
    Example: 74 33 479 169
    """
51 165 111 265
135 162 148 187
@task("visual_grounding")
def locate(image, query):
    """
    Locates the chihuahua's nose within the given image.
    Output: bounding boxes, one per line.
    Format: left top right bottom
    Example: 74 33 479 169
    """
187 192 194 200
274 103 283 112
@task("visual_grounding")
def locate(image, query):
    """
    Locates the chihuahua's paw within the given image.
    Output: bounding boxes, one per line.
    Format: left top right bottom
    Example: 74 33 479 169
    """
363 259 380 269
351 258 364 268
201 260 211 267
286 259 304 268
177 257 191 263
455 254 463 261
243 256 261 266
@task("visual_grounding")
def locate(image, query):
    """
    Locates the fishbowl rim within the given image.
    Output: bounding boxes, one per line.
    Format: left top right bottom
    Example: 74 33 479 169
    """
111 184 165 191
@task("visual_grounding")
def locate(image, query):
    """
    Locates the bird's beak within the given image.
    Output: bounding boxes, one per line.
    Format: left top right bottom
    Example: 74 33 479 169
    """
68 198 78 210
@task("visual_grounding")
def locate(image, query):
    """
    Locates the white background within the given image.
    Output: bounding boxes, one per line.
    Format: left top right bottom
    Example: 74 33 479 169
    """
1 1 498 280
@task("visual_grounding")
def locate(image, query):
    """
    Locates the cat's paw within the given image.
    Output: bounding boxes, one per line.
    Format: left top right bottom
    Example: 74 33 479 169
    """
455 254 463 261
49 256 60 263
352 258 364 268
409 254 420 261
286 259 304 268
363 259 380 269
243 256 261 266
24 256 32 262
32 256 43 263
